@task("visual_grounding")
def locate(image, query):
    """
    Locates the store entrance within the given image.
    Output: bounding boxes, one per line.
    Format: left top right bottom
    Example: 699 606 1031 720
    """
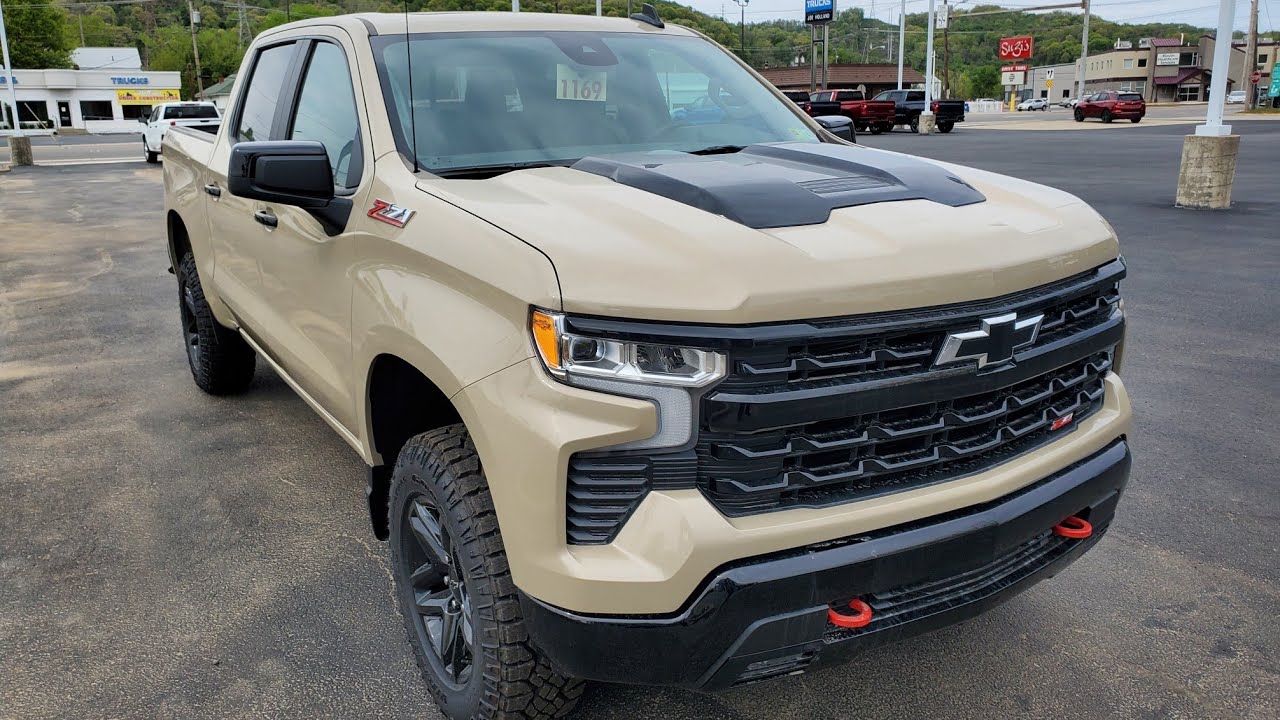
57 101 71 127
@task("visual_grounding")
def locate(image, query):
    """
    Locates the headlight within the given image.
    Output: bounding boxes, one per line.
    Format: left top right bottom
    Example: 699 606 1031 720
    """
530 309 727 450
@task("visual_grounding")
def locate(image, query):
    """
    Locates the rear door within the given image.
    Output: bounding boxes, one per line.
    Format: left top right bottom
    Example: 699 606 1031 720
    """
204 39 302 322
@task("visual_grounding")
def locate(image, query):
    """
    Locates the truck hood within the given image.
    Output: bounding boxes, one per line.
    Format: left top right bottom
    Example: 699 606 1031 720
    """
415 144 1118 324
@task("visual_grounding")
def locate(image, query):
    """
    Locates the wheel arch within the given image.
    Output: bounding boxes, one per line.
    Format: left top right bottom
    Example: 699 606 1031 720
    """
166 210 192 272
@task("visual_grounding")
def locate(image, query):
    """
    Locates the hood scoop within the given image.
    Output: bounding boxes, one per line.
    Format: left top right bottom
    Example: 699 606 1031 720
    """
571 142 985 229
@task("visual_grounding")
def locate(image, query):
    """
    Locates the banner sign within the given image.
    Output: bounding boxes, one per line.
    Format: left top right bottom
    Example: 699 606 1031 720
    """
117 88 180 105
1156 53 1179 66
999 36 1034 61
805 0 835 25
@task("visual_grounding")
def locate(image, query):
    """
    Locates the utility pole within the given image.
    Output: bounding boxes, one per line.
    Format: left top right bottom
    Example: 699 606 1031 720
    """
897 0 905 89
237 2 248 51
942 1 950 97
187 0 204 96
1077 0 1090 101
732 0 749 59
1241 0 1259 109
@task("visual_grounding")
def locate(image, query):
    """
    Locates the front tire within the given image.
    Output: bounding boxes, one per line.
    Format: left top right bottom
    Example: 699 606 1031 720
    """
909 115 920 133
177 253 255 394
869 124 883 135
390 426 585 720
144 139 159 164
1074 109 1085 122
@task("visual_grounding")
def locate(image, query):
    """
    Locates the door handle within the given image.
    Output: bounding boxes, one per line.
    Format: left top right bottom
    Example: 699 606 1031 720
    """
203 183 221 198
253 210 278 228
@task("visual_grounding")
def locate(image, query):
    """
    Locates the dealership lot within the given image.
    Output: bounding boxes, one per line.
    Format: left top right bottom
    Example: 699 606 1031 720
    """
2 125 1277 719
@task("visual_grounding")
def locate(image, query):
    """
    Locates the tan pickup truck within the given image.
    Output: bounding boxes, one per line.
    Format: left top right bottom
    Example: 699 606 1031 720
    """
163 9 1132 719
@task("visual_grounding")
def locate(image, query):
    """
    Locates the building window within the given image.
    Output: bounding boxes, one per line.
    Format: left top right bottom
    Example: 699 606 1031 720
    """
1132 81 1146 96
1062 88 1070 98
120 104 151 120
1177 84 1200 101
1138 57 1148 67
13 101 51 128
1124 58 1134 69
1179 52 1199 66
1040 90 1048 98
79 100 114 121
1259 52 1268 66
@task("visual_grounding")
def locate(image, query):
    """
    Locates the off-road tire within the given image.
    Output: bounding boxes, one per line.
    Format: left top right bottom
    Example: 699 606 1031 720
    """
1102 110 1113 123
937 121 954 133
389 426 585 720
144 139 159 164
1074 109 1085 122
176 253 255 394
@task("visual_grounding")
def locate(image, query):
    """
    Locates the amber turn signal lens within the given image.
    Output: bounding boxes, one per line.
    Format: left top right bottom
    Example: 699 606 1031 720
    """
531 310 561 370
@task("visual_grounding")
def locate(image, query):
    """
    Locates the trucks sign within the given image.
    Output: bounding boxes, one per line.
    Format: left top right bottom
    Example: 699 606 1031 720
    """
999 36 1034 61
805 0 835 25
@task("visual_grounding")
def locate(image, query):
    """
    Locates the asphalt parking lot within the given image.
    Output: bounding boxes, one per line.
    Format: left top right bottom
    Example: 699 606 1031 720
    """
2 123 1278 720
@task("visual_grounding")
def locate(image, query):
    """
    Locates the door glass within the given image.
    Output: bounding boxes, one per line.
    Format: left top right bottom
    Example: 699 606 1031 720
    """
236 42 295 142
290 42 363 189
907 91 924 101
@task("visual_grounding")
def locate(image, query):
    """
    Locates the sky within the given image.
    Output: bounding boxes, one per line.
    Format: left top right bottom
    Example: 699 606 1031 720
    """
683 0 1279 34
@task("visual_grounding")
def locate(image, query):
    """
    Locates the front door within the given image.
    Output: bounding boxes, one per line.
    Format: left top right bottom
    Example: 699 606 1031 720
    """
57 101 71 127
250 35 368 430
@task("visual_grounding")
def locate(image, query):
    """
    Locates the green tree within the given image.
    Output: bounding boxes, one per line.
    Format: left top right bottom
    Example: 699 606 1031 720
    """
4 0 73 68
970 66 1001 99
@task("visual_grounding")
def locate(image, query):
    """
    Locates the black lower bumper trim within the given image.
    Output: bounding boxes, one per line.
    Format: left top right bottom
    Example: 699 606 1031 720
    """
519 439 1130 690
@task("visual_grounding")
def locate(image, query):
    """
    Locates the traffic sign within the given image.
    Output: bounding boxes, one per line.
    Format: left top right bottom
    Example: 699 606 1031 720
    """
1046 79 1054 89
1271 74 1280 98
1046 69 1055 80
1251 70 1262 84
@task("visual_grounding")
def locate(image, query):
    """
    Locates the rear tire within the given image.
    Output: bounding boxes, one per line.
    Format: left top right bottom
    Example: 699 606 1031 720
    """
177 253 255 394
937 121 954 133
1130 117 1142 124
1102 110 1113 124
390 426 586 720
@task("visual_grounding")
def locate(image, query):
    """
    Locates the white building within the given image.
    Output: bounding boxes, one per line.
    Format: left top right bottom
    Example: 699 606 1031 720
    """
1 47 181 134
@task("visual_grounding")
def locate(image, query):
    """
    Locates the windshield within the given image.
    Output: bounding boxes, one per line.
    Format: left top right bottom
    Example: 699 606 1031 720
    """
372 31 820 174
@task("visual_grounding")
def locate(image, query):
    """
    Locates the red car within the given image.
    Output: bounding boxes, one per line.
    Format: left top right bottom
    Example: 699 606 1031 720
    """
1074 91 1146 124
809 89 898 134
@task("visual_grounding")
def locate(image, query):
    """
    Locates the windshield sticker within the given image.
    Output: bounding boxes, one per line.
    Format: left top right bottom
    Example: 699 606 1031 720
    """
788 127 811 139
556 65 607 102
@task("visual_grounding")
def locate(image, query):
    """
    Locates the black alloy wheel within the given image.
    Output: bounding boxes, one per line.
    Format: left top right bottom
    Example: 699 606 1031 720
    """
399 494 474 687
1075 109 1085 122
179 284 201 369
1102 109 1113 123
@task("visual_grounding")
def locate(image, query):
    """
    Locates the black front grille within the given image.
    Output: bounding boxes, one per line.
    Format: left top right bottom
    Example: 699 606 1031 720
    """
824 525 1103 642
565 260 1125 542
698 352 1111 516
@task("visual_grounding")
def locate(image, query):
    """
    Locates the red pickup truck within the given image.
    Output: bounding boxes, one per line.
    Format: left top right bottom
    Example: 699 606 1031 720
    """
809 89 897 134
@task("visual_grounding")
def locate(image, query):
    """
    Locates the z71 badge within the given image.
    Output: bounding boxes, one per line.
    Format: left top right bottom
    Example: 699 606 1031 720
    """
367 199 415 228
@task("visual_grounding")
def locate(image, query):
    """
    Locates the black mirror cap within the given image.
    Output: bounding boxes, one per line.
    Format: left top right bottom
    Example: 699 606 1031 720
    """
813 115 856 144
228 140 335 209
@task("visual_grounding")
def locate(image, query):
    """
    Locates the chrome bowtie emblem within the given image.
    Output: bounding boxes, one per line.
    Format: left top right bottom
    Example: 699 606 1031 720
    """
934 312 1044 368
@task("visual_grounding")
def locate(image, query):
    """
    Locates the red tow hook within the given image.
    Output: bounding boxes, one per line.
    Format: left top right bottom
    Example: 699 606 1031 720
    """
1053 515 1093 539
828 598 874 629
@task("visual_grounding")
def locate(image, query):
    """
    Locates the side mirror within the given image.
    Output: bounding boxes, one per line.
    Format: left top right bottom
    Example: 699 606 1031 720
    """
138 115 147 123
813 115 856 144
228 141 351 234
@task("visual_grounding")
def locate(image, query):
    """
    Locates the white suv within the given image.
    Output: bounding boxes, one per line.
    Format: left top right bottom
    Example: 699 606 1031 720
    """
140 102 221 163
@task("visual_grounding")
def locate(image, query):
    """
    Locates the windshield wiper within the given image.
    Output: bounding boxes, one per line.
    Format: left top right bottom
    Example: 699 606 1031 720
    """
432 160 569 179
686 144 747 156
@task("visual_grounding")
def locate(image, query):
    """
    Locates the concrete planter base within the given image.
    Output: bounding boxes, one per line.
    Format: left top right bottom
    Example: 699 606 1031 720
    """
7 136 33 167
1175 134 1240 209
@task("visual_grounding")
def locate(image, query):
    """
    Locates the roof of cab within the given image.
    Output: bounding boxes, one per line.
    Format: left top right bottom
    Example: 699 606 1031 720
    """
259 11 699 39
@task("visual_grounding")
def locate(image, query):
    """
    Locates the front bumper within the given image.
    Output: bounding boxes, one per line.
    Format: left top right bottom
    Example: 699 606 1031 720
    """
520 438 1130 690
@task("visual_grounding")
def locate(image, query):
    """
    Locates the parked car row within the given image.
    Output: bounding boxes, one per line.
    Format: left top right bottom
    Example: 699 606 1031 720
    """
780 88 967 135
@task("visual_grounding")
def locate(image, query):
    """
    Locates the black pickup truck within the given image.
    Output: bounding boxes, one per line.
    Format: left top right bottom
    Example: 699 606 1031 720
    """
872 89 966 133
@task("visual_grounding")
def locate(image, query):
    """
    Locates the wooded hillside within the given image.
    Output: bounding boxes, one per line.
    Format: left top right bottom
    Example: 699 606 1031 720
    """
4 0 1213 100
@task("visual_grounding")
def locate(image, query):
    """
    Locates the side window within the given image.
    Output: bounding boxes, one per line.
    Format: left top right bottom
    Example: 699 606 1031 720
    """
289 41 363 190
907 91 925 102
235 42 296 142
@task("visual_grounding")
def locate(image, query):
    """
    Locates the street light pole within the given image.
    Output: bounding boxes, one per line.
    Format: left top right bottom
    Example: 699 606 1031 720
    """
922 0 937 133
1199 0 1238 136
1076 0 1090 101
897 0 905 90
0 0 23 137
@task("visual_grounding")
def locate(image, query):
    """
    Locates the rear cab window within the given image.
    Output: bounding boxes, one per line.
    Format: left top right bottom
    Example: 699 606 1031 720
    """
1118 93 1142 102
